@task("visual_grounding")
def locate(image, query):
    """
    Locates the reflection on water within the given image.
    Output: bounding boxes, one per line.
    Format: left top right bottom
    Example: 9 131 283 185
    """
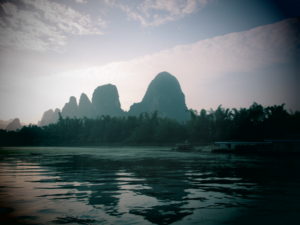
0 147 299 225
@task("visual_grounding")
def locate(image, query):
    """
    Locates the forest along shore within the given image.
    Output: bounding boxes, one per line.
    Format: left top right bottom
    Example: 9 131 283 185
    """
0 103 299 148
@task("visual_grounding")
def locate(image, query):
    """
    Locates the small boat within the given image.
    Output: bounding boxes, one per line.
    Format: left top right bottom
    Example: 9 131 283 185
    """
172 142 194 151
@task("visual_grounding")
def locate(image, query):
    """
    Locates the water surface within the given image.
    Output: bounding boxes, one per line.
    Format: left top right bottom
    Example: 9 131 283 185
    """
0 147 299 224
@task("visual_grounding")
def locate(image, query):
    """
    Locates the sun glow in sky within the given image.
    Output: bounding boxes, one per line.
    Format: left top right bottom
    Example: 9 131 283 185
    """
0 0 299 124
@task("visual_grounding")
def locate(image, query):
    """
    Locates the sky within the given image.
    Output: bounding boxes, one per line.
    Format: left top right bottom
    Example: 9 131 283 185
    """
0 0 299 124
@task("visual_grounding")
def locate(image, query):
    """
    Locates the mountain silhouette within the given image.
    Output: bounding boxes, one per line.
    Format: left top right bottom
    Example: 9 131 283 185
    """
0 119 13 130
38 72 190 125
78 93 94 118
129 72 190 121
92 84 124 117
61 96 78 118
38 109 60 126
6 118 22 131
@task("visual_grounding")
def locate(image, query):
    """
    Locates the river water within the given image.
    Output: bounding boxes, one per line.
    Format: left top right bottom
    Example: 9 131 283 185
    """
0 147 299 225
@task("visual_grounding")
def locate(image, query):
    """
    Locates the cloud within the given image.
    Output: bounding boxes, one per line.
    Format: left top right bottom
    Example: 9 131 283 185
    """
34 18 299 113
1 18 298 123
0 0 106 51
74 0 88 4
108 0 210 26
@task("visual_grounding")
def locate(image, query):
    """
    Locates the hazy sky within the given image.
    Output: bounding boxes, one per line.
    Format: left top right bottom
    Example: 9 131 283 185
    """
0 0 299 124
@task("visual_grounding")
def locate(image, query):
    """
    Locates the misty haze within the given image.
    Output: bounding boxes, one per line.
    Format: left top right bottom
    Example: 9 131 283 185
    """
0 0 299 225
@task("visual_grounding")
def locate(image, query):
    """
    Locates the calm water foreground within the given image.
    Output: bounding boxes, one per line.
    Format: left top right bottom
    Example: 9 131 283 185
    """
0 147 299 225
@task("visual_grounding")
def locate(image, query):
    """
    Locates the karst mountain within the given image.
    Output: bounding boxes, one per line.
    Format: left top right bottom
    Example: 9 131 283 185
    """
38 72 190 126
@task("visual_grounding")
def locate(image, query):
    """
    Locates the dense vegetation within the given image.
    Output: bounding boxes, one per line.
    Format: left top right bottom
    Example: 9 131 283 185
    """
0 103 299 146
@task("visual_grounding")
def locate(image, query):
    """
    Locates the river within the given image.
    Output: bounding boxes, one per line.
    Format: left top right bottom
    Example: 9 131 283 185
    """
0 147 299 225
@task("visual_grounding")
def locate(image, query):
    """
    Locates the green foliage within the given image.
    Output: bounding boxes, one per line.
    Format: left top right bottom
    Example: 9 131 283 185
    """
0 103 299 146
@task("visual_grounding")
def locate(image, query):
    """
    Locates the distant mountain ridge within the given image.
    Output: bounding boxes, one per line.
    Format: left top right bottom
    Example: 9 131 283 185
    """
0 118 23 131
0 119 13 130
6 118 22 131
38 72 189 126
38 109 60 127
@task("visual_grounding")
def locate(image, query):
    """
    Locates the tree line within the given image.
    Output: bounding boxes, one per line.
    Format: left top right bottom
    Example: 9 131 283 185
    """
0 103 299 146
